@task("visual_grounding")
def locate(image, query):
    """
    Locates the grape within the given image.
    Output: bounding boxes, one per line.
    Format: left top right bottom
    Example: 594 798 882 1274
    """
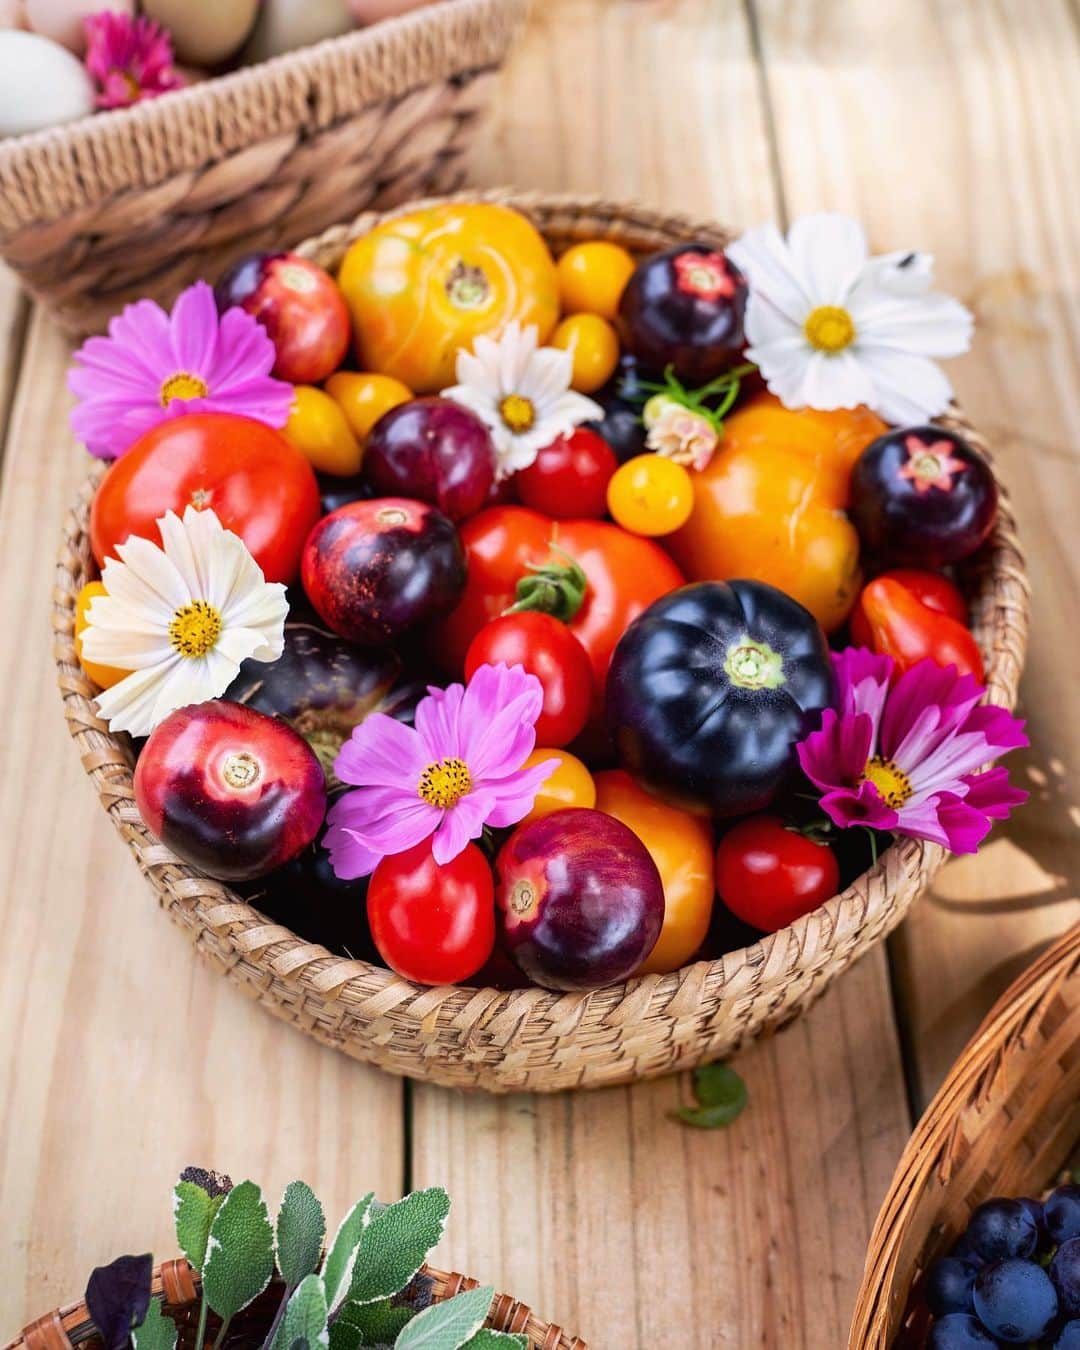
1019 1196 1046 1236
927 1313 999 1348
951 1232 988 1267
1046 1187 1080 1246
926 1257 979 1316
967 1198 1040 1261
1051 1238 1080 1318
973 1258 1058 1342
1055 1319 1080 1349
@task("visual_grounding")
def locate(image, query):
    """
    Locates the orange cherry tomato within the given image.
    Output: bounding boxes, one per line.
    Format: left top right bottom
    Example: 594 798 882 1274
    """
74 581 130 689
607 454 694 536
550 313 620 393
324 371 413 441
520 748 596 824
556 240 636 320
283 386 363 477
858 576 984 681
593 769 714 975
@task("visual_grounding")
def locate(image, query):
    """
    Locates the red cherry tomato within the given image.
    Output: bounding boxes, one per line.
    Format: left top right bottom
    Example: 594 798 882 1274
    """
715 815 840 933
367 839 495 986
857 575 984 681
851 568 967 646
516 429 617 519
465 612 593 747
90 413 321 584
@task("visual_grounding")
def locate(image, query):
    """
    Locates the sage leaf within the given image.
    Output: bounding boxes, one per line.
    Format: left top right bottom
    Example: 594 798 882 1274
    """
274 1273 329 1350
85 1253 153 1350
202 1180 275 1320
173 1181 226 1274
131 1299 177 1350
393 1286 492 1350
321 1194 374 1312
327 1306 366 1350
277 1182 326 1290
459 1334 527 1349
331 1298 414 1347
348 1189 450 1306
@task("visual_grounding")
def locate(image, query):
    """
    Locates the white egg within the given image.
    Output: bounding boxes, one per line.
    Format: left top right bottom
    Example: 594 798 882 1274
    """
243 0 353 65
142 0 258 66
0 29 94 136
23 0 132 55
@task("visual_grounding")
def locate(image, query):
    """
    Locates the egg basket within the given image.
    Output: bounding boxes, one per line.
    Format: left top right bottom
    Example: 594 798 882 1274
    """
0 0 527 336
6 1256 586 1350
849 922 1080 1349
51 189 1031 1094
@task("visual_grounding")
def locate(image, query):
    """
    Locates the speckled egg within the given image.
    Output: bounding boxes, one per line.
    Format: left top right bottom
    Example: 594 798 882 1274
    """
0 29 94 136
142 0 258 65
23 0 133 55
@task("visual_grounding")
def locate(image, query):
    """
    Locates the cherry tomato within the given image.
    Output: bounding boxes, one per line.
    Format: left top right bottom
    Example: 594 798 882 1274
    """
325 371 413 441
90 413 321 584
850 568 967 646
607 454 694 536
465 612 593 747
715 815 839 933
74 581 129 689
283 386 362 477
556 240 636 320
857 575 984 681
520 748 596 823
367 839 495 985
593 769 714 975
551 313 620 393
516 428 617 520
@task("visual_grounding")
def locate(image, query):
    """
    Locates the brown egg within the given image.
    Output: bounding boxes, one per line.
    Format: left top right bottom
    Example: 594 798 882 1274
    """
142 0 258 65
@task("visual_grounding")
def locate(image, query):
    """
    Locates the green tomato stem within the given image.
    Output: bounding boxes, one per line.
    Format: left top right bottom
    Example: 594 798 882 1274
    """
503 546 588 623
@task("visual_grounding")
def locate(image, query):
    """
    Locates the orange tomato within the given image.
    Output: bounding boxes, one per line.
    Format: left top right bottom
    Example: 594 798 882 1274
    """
338 203 560 393
520 748 596 824
608 454 694 536
556 240 636 320
593 769 714 975
550 313 620 393
325 371 412 441
667 392 887 632
283 386 362 477
74 581 130 689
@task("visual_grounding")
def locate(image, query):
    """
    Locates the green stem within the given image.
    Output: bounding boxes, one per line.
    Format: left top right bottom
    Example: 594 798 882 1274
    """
195 1297 209 1350
256 1286 293 1350
212 1315 233 1350
503 545 588 623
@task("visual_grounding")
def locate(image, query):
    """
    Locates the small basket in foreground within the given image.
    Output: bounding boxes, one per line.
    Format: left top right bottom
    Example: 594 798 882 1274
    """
849 922 1080 1348
52 189 1030 1094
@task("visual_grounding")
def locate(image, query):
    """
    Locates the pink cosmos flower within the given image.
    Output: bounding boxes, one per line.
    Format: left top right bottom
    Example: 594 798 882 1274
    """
325 663 558 879
68 281 294 459
796 648 1028 854
84 13 183 110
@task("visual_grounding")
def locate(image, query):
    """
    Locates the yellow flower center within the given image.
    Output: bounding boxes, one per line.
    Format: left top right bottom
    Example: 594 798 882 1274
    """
862 755 913 808
417 757 472 809
169 600 222 658
499 394 536 433
160 371 209 406
803 305 857 354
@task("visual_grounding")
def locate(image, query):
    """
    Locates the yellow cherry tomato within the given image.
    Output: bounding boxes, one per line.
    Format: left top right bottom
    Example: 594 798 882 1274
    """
325 371 412 441
74 581 130 690
551 313 620 394
556 240 636 320
338 203 560 393
520 748 596 824
283 385 362 477
607 454 694 536
594 769 714 976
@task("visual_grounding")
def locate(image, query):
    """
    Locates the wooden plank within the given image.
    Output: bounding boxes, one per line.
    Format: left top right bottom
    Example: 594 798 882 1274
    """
751 0 1080 1105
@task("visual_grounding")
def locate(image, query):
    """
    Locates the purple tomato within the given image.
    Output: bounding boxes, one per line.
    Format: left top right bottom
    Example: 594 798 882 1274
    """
363 397 496 522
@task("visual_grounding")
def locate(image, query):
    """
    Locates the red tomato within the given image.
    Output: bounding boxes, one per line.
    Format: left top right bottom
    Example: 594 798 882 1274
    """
715 815 839 933
857 576 984 682
91 413 321 584
516 429 617 519
465 612 593 746
367 839 495 985
851 568 967 647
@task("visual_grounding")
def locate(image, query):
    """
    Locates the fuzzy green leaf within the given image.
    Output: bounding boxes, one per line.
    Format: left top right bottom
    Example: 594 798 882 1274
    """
322 1195 375 1311
674 1063 748 1129
275 1274 328 1350
348 1190 450 1306
201 1180 275 1320
277 1182 326 1290
332 1298 415 1347
459 1334 527 1350
173 1182 225 1274
328 1305 365 1350
131 1299 177 1350
393 1286 492 1350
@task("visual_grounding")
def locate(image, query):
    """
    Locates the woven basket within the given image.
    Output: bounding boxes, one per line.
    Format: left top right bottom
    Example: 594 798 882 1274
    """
0 0 527 335
51 190 1031 1094
6 1256 585 1350
849 922 1080 1349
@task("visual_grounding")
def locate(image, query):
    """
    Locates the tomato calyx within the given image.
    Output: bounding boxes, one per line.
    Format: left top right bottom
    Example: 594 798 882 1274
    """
723 637 784 690
446 260 491 310
503 544 588 623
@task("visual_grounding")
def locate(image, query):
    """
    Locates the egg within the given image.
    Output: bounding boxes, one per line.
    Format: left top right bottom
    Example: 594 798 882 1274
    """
0 29 94 136
23 0 132 54
142 0 258 66
243 0 353 65
347 0 434 23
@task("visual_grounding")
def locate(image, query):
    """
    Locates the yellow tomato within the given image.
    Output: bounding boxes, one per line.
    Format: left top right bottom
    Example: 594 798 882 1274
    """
594 770 714 976
283 385 362 477
74 581 130 689
520 748 596 824
556 240 636 320
338 203 560 393
551 313 620 393
607 454 694 536
325 371 412 441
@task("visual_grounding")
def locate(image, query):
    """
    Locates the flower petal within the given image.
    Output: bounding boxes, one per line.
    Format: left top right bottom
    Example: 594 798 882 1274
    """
169 281 219 376
334 713 428 789
786 212 869 305
855 346 956 423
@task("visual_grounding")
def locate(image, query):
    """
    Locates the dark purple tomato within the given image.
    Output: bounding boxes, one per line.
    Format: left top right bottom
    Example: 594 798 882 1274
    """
317 471 373 516
134 700 327 882
494 807 665 990
301 497 466 645
617 243 747 383
363 397 496 522
850 426 999 567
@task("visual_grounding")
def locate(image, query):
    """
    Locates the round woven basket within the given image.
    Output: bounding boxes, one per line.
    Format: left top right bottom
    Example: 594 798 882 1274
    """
7 1256 585 1350
51 189 1031 1094
849 922 1080 1349
0 0 528 336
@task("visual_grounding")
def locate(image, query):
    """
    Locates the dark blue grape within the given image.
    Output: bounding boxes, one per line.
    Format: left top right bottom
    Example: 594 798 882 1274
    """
951 1232 988 1267
1055 1318 1080 1349
926 1256 980 1315
973 1258 1058 1342
927 1313 999 1348
1046 1187 1080 1246
967 1198 1040 1261
1051 1238 1080 1318
1019 1196 1046 1233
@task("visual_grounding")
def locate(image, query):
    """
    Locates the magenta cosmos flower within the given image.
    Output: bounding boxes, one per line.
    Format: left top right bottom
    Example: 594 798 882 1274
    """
325 663 558 879
84 13 183 110
68 281 293 459
797 648 1028 854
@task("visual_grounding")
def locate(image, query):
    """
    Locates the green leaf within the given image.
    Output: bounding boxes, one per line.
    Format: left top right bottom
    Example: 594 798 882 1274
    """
173 1182 226 1274
277 1182 326 1290
131 1299 177 1350
322 1195 375 1311
328 1306 365 1350
349 1190 450 1306
393 1286 492 1350
331 1298 414 1347
673 1062 748 1129
459 1334 527 1350
201 1180 275 1321
275 1274 329 1350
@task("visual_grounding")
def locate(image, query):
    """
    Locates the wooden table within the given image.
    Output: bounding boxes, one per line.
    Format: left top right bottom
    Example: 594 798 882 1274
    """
1 2 1077 1344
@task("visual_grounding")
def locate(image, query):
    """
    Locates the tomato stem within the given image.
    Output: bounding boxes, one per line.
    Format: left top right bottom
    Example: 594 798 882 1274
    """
504 545 588 623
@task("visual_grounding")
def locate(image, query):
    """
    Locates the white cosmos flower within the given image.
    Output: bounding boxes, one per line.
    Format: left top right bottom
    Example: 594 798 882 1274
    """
82 506 288 738
727 213 974 424
442 320 603 479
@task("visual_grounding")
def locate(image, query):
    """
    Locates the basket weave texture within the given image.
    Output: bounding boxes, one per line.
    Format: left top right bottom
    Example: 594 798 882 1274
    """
6 1257 586 1350
0 0 526 335
52 189 1031 1094
849 922 1080 1348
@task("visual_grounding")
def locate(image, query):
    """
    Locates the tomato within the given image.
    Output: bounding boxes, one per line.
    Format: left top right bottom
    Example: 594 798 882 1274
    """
856 575 984 682
90 413 321 585
556 240 636 320
715 815 839 933
607 454 694 536
283 386 363 477
74 581 129 689
325 371 413 441
338 203 560 393
551 313 620 393
850 568 967 647
520 748 596 823
367 839 495 986
593 769 714 975
516 429 617 520
465 612 593 747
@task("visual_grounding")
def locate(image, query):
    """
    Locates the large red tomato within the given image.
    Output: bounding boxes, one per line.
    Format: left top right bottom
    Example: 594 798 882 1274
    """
90 413 321 584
